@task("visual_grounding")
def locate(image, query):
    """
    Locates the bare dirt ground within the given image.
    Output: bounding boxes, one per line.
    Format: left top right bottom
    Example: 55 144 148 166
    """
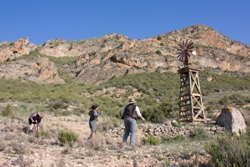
0 111 211 167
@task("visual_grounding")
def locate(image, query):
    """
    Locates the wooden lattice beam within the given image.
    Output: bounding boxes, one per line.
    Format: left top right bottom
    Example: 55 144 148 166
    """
178 67 206 122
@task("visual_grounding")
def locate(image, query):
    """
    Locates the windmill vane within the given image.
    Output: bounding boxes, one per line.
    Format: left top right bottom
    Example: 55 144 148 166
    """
177 39 194 63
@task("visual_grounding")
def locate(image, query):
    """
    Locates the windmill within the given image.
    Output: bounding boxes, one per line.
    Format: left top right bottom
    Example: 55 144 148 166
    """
177 39 206 122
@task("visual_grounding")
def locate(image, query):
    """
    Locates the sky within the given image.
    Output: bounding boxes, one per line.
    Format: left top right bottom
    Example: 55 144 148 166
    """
1 1 249 45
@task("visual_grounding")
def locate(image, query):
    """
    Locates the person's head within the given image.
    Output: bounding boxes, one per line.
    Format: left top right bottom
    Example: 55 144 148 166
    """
91 104 99 110
127 98 136 105
38 112 44 119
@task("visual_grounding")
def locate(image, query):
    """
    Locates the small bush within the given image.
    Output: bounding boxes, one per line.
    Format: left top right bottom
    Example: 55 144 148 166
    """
0 137 7 151
189 128 210 140
218 96 230 106
143 107 166 123
98 116 120 132
2 104 13 116
156 50 161 55
157 36 162 40
162 135 185 143
50 101 68 110
142 136 160 145
245 118 250 127
58 130 78 144
72 108 85 115
12 155 34 167
4 134 16 141
35 130 50 139
11 141 29 154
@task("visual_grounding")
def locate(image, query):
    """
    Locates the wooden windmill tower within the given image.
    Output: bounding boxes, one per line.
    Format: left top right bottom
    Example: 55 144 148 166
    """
177 40 206 122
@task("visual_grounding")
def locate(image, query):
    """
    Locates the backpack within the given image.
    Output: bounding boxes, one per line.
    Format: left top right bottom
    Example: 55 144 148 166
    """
89 110 99 121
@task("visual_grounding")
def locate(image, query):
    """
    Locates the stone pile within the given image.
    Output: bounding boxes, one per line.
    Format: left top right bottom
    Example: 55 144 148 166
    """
110 121 224 139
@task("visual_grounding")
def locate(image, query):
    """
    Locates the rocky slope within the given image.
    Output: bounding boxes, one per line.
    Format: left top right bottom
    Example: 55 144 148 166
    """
0 24 249 85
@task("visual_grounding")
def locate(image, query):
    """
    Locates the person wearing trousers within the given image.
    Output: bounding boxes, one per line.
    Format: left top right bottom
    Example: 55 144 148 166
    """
120 98 145 147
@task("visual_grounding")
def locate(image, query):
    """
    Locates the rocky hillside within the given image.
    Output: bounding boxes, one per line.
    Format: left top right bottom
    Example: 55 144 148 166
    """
0 24 249 85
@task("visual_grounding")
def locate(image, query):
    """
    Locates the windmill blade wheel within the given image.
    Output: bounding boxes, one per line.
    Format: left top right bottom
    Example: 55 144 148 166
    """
177 39 193 65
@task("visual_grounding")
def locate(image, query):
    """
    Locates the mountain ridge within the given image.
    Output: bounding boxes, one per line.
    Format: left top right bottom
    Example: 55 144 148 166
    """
0 24 249 85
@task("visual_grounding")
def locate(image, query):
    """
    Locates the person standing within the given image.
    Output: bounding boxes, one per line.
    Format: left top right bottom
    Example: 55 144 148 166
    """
120 98 145 147
88 104 102 140
28 112 44 133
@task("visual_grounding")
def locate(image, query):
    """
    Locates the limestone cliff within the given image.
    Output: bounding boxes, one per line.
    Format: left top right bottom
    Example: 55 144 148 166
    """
0 24 249 84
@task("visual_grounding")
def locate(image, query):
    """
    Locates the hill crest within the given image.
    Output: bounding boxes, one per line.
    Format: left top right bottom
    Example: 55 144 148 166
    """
0 24 249 84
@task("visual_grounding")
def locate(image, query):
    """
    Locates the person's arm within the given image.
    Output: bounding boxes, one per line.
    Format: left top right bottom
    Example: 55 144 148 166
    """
29 114 35 123
135 106 145 121
98 110 103 114
30 117 34 123
120 108 125 116
93 110 101 117
138 115 145 121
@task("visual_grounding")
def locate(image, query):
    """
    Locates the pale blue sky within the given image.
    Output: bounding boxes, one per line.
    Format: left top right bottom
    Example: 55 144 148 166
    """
1 1 249 45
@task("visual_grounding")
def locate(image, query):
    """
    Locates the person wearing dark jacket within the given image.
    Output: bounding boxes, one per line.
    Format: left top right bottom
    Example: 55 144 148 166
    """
120 98 145 147
28 112 44 133
88 104 102 140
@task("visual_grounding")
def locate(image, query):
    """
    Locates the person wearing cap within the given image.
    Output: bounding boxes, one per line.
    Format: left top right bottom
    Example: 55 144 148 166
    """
88 104 102 140
120 98 145 147
28 112 44 133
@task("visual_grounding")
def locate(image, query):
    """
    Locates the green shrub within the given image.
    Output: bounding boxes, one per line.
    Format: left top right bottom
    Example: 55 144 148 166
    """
206 133 250 167
189 128 210 140
2 104 13 117
35 130 50 139
156 50 161 55
50 101 68 110
245 118 250 127
157 36 162 40
142 136 160 145
143 107 165 123
218 96 230 106
162 135 185 143
58 130 78 144
72 108 86 116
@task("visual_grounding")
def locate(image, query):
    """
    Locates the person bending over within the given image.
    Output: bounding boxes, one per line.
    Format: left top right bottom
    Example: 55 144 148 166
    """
28 112 44 133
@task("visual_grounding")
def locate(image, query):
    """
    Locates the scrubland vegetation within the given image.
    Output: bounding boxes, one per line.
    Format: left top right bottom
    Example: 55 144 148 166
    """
0 54 250 166
0 68 249 122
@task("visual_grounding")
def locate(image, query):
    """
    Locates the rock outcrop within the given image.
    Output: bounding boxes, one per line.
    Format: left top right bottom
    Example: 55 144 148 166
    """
0 57 65 84
216 107 246 135
0 38 36 62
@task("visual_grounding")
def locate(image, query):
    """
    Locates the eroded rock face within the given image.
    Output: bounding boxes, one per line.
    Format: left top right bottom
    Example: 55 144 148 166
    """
37 34 130 57
0 38 36 62
216 107 246 135
0 24 250 85
0 57 65 84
